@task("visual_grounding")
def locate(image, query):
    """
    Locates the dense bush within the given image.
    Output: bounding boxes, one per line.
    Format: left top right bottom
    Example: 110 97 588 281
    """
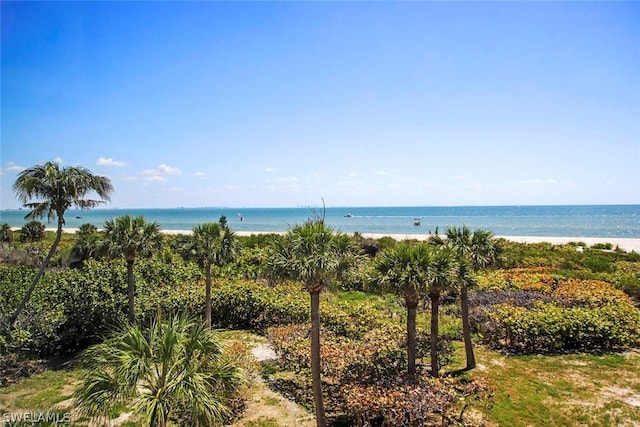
337 377 491 427
480 302 640 353
2 255 204 356
474 276 640 354
1 261 128 355
19 221 46 243
210 280 308 329
267 321 472 425
139 278 309 330
0 224 14 243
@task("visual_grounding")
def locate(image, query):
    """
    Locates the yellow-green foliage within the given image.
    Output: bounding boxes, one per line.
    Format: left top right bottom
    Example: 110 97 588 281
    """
479 278 640 354
552 279 633 307
476 268 555 292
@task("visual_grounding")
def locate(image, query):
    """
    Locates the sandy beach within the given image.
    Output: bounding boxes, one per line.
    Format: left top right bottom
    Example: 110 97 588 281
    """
36 227 640 253
356 233 640 253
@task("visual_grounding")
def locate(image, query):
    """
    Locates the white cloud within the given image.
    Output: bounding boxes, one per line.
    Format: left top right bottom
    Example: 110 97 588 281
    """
142 164 181 183
515 178 558 186
157 164 181 175
144 175 168 183
264 167 276 173
417 180 439 189
348 172 358 177
53 157 63 164
0 162 26 176
374 171 388 176
97 157 127 167
267 176 299 184
224 184 256 191
193 172 206 178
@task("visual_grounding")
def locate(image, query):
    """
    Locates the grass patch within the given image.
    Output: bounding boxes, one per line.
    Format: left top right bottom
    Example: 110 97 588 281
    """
0 369 80 411
242 417 281 427
472 346 640 426
261 396 281 406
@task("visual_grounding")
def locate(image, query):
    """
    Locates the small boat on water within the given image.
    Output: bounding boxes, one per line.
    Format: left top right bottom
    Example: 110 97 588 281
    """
414 218 421 226
344 213 353 218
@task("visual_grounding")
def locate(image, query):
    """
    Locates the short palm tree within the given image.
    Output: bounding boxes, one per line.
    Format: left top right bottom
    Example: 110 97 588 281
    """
430 226 498 370
426 246 457 378
375 243 456 378
184 219 237 328
8 161 113 326
374 242 432 378
71 224 101 264
74 314 244 427
103 215 163 322
267 220 361 427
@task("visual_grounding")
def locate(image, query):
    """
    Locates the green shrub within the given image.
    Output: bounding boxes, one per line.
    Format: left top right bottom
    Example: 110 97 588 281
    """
209 280 308 329
1 261 128 355
591 242 614 250
77 223 98 235
0 223 14 243
481 302 640 353
20 221 46 243
477 277 640 354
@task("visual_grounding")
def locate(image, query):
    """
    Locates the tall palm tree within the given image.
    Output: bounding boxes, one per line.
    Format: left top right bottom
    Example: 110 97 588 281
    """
185 219 237 328
374 242 432 378
267 220 360 427
103 215 163 323
430 226 498 370
8 161 113 326
74 314 244 427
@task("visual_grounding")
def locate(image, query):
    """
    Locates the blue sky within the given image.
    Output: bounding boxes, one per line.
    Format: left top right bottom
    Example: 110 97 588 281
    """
1 1 638 209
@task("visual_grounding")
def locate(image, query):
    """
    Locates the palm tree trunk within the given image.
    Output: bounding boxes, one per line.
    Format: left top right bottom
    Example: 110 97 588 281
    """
407 300 418 378
8 216 64 327
127 258 135 323
310 289 326 427
430 291 440 378
461 284 476 369
205 263 212 329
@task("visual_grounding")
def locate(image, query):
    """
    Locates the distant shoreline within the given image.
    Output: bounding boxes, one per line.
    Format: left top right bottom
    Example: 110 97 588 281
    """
28 227 640 253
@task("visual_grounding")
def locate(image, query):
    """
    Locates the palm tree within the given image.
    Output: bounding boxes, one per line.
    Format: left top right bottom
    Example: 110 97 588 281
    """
103 215 163 322
74 314 244 427
267 220 360 427
375 243 457 378
184 218 237 328
8 161 113 326
70 223 101 265
426 246 457 377
430 226 498 370
374 242 432 378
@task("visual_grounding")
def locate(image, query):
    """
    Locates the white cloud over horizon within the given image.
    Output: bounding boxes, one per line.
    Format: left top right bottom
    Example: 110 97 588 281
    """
142 164 182 183
97 157 127 167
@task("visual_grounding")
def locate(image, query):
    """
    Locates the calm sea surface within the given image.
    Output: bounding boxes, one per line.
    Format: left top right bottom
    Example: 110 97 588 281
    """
1 205 639 238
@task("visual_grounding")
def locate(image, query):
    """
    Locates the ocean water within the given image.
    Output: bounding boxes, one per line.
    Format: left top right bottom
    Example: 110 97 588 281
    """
1 205 639 238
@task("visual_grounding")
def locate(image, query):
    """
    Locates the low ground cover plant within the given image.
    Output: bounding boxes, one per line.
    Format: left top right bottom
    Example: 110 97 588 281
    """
472 269 640 353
